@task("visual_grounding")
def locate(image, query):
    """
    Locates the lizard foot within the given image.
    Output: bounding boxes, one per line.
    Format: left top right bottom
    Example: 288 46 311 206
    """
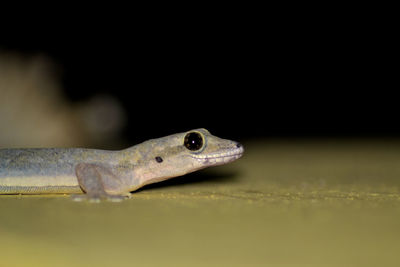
71 193 131 203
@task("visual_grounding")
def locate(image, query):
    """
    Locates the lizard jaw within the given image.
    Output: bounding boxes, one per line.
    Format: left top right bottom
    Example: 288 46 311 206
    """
190 146 244 165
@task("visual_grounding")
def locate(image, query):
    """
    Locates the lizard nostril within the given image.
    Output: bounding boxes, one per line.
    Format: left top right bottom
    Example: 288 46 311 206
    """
236 143 242 148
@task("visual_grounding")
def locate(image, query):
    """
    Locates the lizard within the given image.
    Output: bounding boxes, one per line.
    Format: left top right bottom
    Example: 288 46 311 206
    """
0 128 244 202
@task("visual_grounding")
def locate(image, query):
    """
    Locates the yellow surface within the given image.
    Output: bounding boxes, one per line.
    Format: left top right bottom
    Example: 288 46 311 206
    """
1 139 400 266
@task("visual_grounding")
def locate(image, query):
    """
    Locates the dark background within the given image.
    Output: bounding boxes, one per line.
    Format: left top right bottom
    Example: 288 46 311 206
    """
1 9 396 143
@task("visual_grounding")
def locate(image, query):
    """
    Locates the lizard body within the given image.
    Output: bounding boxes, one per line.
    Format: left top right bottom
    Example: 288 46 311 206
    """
0 129 243 201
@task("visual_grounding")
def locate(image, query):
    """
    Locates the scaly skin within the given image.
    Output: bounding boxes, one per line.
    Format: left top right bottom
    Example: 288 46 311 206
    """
0 129 243 201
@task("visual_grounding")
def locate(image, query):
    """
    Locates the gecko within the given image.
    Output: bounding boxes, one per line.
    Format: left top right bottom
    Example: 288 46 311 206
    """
0 129 244 201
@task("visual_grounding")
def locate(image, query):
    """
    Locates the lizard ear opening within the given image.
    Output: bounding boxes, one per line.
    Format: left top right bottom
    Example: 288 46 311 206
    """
184 132 204 151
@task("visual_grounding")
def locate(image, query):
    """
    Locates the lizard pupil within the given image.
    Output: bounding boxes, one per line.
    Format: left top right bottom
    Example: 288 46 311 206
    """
184 132 203 151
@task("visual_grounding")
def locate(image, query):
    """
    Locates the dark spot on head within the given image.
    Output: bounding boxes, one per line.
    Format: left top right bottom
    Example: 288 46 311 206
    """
155 156 163 163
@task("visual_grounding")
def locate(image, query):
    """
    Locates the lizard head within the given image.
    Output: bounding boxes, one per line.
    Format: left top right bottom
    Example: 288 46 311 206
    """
133 128 244 186
180 128 244 168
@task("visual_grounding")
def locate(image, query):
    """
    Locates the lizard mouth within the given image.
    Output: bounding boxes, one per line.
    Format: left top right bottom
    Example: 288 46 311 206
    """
191 146 244 165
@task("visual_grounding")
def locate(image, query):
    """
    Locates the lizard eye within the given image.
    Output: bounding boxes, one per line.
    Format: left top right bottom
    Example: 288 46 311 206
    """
184 132 204 151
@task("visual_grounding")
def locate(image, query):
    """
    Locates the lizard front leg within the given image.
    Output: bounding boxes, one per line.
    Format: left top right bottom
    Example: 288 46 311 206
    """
72 163 131 202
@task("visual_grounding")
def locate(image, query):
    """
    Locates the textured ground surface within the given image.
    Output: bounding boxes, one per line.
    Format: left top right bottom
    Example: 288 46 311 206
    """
1 139 400 266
